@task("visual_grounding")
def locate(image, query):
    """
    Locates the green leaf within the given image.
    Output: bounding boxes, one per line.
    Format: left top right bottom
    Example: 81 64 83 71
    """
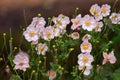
11 74 22 80
113 68 120 80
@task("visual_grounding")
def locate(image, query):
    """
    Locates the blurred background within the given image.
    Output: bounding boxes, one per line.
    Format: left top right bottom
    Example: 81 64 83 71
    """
0 0 120 33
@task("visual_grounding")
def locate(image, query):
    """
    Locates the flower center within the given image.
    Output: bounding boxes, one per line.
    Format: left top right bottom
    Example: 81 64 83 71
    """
73 33 79 37
19 61 24 66
49 70 56 77
29 31 35 37
91 9 97 15
85 20 91 26
74 20 79 25
82 44 89 50
46 32 51 37
101 7 107 13
83 57 89 63
39 46 44 51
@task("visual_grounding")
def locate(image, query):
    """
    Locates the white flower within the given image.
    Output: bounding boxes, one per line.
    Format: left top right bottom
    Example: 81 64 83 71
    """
23 26 39 42
102 51 117 65
31 17 46 27
13 51 29 71
71 32 80 40
71 14 82 30
47 70 57 80
52 27 61 37
36 43 48 55
101 4 111 17
94 21 103 32
52 14 70 30
78 53 94 67
78 65 92 75
42 26 55 41
80 41 92 53
82 15 96 31
90 4 103 21
109 13 120 24
82 34 91 41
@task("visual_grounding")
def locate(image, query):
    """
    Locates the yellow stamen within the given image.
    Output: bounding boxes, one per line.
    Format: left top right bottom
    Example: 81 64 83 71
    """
82 44 89 50
29 31 35 37
83 57 88 63
85 20 91 26
74 20 79 25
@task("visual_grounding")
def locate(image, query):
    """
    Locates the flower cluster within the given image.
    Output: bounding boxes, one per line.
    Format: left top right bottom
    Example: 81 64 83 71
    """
78 34 93 75
8 3 120 80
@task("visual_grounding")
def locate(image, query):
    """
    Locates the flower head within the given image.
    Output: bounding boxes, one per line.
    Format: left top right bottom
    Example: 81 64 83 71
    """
36 43 48 55
78 65 92 75
23 26 39 42
78 53 94 67
80 41 92 53
52 14 70 30
31 17 46 27
47 70 57 80
42 26 54 41
71 32 80 40
101 4 111 17
82 34 91 41
90 4 103 21
94 21 103 32
71 14 82 30
109 13 120 24
82 15 96 31
102 51 117 65
13 51 29 71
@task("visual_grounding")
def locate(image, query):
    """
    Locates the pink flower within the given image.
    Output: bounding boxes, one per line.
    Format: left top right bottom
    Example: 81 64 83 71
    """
109 13 120 24
82 15 96 31
71 32 80 40
90 4 103 21
71 14 82 30
82 34 91 41
102 51 117 65
36 43 48 55
13 51 29 71
101 4 111 17
52 14 70 30
47 70 57 80
23 26 39 42
52 27 61 37
80 41 92 53
78 53 94 67
78 65 92 75
94 21 103 32
42 26 54 41
31 17 46 27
